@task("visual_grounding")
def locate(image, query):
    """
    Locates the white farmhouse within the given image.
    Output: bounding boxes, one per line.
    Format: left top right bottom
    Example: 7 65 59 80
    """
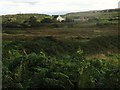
56 15 66 22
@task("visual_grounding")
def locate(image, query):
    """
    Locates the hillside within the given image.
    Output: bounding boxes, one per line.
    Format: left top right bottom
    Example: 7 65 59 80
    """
65 8 119 24
66 8 119 18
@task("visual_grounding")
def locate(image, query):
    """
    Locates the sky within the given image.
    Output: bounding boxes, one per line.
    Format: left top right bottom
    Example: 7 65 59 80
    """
0 0 119 15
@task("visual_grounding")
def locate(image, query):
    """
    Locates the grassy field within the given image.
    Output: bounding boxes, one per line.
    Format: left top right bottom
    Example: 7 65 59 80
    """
2 24 118 40
2 9 120 89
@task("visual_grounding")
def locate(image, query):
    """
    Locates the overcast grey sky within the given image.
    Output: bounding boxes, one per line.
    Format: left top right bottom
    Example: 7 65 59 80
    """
0 0 119 15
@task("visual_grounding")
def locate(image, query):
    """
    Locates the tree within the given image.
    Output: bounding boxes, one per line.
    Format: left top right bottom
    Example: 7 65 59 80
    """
28 16 37 25
23 16 39 27
41 18 53 23
3 17 21 28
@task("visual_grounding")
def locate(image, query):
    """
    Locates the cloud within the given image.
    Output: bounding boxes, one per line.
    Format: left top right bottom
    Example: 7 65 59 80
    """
0 0 119 15
12 0 39 5
23 1 38 5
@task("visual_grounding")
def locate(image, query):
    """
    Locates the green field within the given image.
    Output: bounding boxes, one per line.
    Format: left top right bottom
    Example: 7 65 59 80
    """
2 9 120 89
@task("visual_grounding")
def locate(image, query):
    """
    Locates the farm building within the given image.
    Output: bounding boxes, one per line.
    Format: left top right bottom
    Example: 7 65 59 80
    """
56 15 66 22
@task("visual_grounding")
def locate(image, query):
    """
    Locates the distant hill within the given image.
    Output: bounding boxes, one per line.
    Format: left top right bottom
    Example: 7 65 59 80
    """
2 14 52 24
1 8 119 23
65 8 119 19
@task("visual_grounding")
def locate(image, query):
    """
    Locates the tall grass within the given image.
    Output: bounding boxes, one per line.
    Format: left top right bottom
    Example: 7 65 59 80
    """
2 35 120 89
